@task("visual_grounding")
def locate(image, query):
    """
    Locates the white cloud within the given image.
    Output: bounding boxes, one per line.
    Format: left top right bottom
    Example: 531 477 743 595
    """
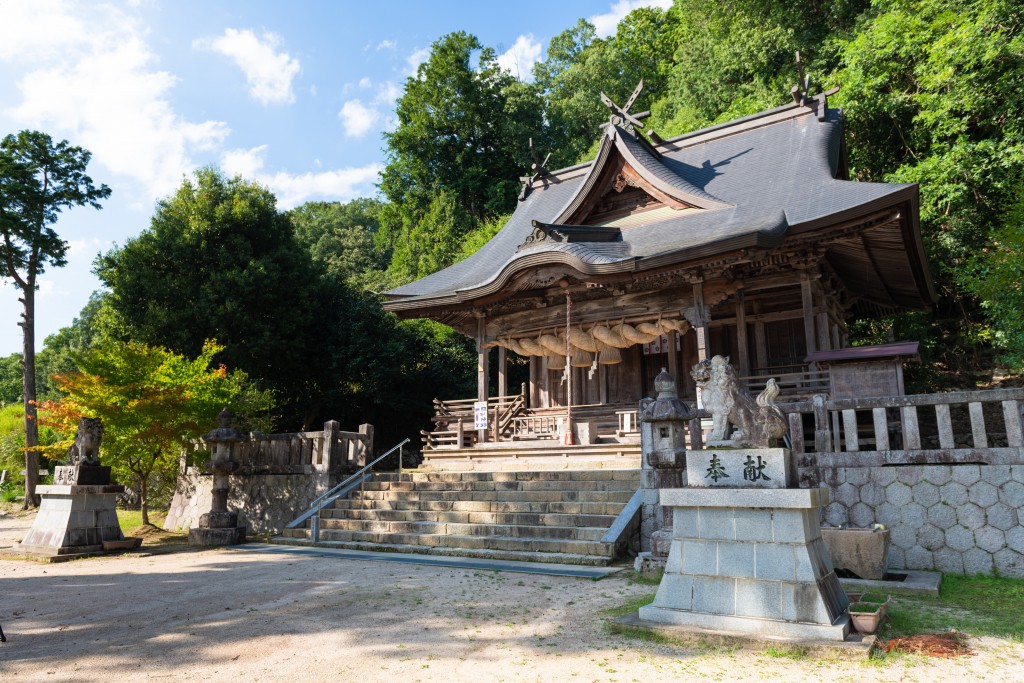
337 81 401 137
358 76 373 89
406 46 430 76
1 1 229 203
497 34 543 81
220 146 381 209
590 0 672 38
339 100 377 137
195 28 300 105
221 145 269 179
376 39 396 50
374 81 401 106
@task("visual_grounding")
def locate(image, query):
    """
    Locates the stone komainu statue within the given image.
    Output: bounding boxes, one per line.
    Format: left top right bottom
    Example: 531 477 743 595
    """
690 355 788 449
66 417 103 467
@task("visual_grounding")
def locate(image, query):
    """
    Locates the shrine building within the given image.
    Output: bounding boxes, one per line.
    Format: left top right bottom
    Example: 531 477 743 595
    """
382 85 936 459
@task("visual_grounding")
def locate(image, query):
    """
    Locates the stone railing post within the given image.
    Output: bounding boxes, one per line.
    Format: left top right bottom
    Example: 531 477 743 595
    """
358 423 374 466
812 394 832 453
320 420 340 491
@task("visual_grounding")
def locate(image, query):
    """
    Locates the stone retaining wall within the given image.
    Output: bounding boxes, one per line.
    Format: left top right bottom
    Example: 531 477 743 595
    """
165 469 325 535
821 464 1024 577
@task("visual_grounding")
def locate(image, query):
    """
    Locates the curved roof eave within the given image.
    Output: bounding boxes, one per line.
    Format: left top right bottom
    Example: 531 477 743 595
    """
386 216 789 311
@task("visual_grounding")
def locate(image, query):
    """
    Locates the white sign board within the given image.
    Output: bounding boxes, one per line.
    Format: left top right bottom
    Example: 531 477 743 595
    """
473 401 489 430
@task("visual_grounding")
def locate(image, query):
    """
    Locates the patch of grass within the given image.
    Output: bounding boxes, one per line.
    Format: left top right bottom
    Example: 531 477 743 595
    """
116 509 166 533
882 574 1024 642
605 622 673 644
601 592 655 619
629 570 663 585
1 484 19 503
763 645 809 659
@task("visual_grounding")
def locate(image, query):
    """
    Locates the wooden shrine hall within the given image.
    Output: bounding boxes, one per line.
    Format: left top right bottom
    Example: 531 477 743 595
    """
383 83 936 459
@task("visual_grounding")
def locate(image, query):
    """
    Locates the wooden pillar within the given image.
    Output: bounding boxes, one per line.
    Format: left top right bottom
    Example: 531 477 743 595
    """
497 346 508 398
735 292 749 377
541 355 551 408
753 300 767 372
598 362 608 404
800 273 818 365
666 331 679 387
475 314 489 442
815 282 831 352
686 281 710 362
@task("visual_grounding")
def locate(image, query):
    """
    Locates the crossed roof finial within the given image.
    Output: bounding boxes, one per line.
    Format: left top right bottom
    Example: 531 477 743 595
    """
518 137 553 201
600 80 649 130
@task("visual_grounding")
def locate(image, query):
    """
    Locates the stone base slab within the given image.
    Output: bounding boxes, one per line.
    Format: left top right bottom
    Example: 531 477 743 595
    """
639 604 850 641
622 610 861 647
13 542 103 556
18 485 125 556
189 526 246 546
649 490 849 642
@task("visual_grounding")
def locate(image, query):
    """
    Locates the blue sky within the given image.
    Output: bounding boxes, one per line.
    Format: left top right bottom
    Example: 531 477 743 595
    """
0 0 671 356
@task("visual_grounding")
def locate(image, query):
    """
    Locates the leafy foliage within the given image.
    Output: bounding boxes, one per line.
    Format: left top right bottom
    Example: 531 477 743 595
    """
0 130 110 506
0 354 21 406
40 340 272 523
96 168 329 426
835 0 1024 374
289 198 389 290
378 31 546 285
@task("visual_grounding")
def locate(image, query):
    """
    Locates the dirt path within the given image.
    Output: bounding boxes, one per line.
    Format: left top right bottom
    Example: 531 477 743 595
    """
1 516 1022 682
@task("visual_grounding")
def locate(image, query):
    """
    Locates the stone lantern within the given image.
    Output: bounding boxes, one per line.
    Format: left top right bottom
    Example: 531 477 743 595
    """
188 408 246 546
636 368 695 571
640 369 694 469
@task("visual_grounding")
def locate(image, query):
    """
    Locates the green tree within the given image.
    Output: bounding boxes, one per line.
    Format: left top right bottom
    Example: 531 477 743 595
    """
35 291 123 402
0 130 110 507
967 190 1024 369
43 340 272 525
96 168 325 427
654 0 869 136
0 354 21 406
378 31 545 284
534 8 677 165
834 0 1024 377
289 198 388 289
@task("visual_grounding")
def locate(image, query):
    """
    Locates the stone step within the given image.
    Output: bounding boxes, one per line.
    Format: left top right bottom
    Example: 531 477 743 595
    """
346 489 635 503
270 536 615 566
359 479 637 492
323 507 617 528
373 470 640 483
300 528 614 557
317 517 608 541
329 499 625 516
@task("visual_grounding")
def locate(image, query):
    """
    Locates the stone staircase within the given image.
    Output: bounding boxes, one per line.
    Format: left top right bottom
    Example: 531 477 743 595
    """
272 469 641 566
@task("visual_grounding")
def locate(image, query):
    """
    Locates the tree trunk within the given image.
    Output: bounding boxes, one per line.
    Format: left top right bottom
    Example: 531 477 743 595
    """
139 473 149 526
21 279 40 509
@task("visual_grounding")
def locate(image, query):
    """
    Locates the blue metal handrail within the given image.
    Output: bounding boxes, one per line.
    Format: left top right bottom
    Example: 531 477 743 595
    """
285 438 410 536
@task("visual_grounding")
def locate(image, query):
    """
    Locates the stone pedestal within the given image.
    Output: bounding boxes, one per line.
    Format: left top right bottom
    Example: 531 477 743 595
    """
639 487 851 641
189 409 246 547
638 368 695 555
16 482 125 558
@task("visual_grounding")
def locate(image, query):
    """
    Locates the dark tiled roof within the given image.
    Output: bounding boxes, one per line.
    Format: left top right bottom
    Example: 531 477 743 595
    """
385 103 933 310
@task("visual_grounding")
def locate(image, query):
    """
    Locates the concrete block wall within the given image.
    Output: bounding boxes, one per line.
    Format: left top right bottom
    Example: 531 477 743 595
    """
165 468 324 535
821 464 1024 577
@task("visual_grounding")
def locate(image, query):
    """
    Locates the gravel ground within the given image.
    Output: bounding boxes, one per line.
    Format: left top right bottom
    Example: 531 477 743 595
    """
1 513 1023 682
